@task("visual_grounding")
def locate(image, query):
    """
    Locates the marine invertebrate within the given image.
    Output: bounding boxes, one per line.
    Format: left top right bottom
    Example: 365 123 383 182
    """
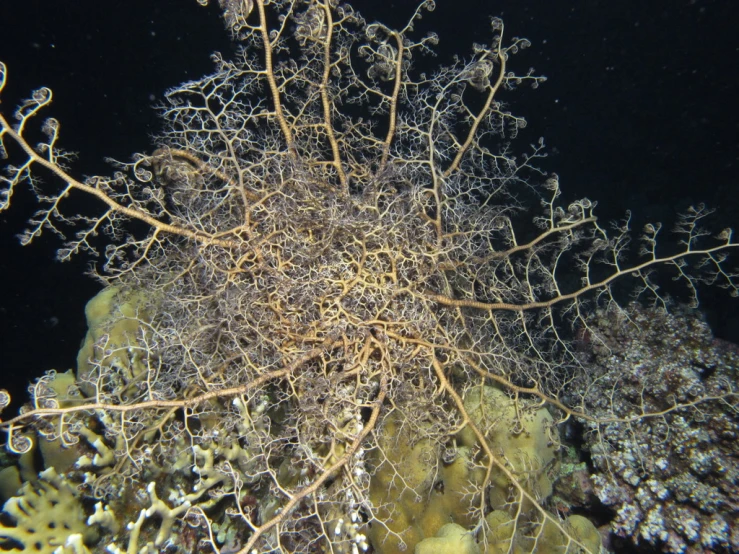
0 468 101 553
0 1 736 552
581 304 739 553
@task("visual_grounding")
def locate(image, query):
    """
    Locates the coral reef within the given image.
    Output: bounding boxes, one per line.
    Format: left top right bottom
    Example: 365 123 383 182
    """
75 287 157 398
368 385 602 554
0 468 101 553
415 523 479 554
0 0 735 553
579 304 739 553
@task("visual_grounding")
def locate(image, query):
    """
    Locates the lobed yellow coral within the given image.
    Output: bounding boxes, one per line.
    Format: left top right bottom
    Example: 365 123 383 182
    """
367 386 601 554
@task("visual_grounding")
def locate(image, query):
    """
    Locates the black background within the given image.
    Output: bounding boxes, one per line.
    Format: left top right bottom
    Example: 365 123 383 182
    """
0 0 737 408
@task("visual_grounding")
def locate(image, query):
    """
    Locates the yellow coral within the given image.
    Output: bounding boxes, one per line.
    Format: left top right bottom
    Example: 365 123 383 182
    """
367 385 563 554
76 287 155 397
0 468 97 553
